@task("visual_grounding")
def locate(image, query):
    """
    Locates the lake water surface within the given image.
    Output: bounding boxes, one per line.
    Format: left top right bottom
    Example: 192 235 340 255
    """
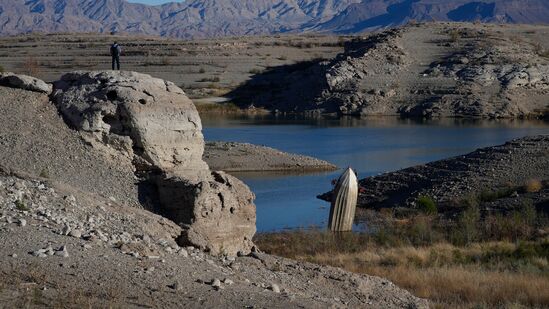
201 115 549 232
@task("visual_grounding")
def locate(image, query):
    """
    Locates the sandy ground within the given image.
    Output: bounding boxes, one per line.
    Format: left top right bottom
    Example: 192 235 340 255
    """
0 33 346 98
204 142 337 172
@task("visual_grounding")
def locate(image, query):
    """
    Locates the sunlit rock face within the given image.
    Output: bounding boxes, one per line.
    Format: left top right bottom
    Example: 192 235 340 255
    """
53 71 256 256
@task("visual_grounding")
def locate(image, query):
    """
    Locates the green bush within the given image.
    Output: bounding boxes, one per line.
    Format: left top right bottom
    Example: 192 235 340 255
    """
416 195 437 215
39 168 49 178
15 200 29 211
248 68 262 74
451 203 480 245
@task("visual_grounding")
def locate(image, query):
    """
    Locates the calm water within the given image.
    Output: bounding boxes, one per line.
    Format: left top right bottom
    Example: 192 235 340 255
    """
201 115 549 232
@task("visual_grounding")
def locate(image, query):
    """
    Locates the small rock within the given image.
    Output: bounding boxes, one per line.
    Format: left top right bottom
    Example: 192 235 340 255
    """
61 225 71 236
223 278 234 285
10 253 17 258
55 246 69 258
169 282 182 291
18 219 27 227
178 248 188 257
270 283 281 293
45 246 54 256
69 229 82 238
211 278 221 288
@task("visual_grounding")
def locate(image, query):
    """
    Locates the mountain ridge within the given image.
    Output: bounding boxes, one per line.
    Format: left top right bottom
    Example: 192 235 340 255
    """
0 0 548 38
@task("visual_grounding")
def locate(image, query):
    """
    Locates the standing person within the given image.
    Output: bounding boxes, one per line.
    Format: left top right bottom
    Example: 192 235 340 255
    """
110 42 121 70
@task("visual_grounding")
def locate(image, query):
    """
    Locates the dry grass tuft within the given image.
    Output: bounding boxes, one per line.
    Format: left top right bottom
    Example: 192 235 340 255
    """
22 56 41 77
524 179 543 193
256 219 549 308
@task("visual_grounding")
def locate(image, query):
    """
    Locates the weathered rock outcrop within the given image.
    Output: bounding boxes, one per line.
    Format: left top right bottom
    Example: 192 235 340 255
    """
156 171 256 255
52 71 208 173
52 71 256 255
231 23 549 119
0 72 52 94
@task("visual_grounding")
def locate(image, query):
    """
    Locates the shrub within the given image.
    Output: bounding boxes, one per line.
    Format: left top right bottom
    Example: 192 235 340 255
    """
524 179 543 193
248 68 262 74
197 76 220 83
448 29 460 42
0 64 4 72
416 195 437 215
199 67 206 74
533 43 549 59
39 168 49 178
15 200 29 211
451 202 480 245
22 57 41 76
478 187 515 202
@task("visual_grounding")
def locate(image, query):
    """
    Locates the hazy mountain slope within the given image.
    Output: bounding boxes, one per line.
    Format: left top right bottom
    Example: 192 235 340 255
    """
318 0 549 33
0 0 547 38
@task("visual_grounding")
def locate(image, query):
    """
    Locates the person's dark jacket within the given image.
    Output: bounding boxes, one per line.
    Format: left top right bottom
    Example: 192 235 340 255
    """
110 44 121 57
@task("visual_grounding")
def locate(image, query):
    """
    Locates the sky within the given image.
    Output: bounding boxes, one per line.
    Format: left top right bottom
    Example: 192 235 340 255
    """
126 0 184 5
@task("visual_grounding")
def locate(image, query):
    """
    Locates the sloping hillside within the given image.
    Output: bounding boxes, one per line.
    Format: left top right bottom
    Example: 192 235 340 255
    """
0 0 548 38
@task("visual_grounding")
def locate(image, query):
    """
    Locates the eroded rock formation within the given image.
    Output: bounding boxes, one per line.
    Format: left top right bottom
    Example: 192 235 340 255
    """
52 71 256 255
0 72 52 94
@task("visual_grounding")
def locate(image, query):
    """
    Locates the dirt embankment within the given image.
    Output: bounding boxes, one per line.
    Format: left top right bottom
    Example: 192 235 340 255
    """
230 22 549 119
0 82 426 307
204 141 337 172
321 135 549 216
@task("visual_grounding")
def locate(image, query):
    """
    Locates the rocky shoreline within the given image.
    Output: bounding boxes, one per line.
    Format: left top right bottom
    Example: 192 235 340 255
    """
0 72 426 308
230 23 549 119
321 135 549 217
204 141 337 172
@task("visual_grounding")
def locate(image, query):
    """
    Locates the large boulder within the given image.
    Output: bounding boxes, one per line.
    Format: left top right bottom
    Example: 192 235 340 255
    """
52 71 256 255
52 71 208 173
156 171 256 255
0 72 52 94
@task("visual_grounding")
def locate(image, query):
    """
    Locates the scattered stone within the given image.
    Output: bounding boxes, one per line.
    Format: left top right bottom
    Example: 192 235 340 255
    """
145 267 155 274
69 229 82 238
168 282 182 291
18 218 26 227
64 195 76 203
0 72 52 94
270 283 281 293
211 278 221 288
61 225 71 236
178 248 188 257
55 246 69 258
223 278 234 285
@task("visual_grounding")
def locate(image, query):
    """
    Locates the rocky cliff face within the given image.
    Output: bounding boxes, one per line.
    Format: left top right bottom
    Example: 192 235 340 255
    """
52 71 256 256
0 0 547 39
230 23 549 119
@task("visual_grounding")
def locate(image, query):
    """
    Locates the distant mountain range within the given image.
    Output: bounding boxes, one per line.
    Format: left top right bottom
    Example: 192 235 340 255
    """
1 0 548 38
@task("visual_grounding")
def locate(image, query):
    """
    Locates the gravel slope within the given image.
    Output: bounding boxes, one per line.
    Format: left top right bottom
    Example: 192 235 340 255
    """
0 86 139 207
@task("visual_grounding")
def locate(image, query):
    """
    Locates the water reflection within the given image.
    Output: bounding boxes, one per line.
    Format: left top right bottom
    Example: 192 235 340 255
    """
202 114 549 231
